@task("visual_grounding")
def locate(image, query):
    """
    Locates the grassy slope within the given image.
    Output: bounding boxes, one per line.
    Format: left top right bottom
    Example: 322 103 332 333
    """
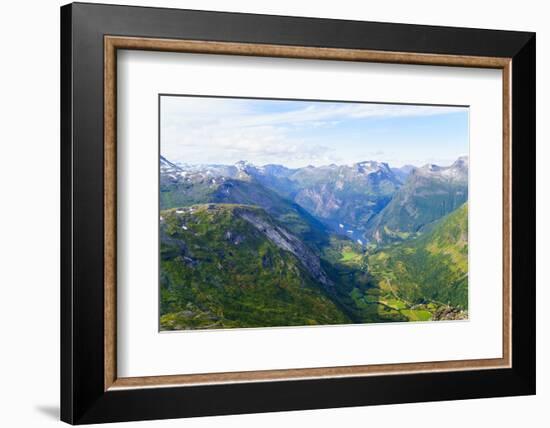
160 204 350 330
368 202 469 310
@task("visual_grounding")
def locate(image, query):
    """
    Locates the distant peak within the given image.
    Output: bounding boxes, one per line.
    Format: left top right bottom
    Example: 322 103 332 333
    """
398 164 416 172
235 160 254 170
453 156 469 167
356 160 379 166
354 160 391 175
160 155 181 171
414 156 468 180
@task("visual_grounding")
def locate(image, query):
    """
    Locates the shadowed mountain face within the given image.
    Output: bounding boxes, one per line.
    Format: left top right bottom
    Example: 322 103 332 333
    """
391 165 416 183
365 156 468 243
160 157 403 242
159 155 469 330
288 162 401 236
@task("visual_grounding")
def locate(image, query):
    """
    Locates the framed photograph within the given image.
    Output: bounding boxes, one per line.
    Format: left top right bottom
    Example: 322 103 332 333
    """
61 2 535 424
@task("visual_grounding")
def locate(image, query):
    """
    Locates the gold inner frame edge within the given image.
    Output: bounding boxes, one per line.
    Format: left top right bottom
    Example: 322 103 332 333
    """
104 36 512 391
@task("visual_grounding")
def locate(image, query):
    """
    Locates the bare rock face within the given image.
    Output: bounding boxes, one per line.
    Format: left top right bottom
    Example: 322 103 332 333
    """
294 185 342 219
236 208 333 288
290 162 401 224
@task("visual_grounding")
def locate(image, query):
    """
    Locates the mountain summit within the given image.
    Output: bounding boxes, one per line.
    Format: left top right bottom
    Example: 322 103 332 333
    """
160 155 182 174
415 156 468 181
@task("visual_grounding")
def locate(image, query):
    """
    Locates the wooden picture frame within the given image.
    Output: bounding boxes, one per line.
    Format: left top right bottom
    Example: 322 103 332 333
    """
61 2 535 424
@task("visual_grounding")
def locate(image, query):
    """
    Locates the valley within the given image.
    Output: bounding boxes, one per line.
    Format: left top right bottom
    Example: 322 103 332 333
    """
159 155 469 330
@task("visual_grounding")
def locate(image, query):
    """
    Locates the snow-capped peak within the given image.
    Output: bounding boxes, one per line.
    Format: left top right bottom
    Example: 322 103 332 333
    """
160 155 182 173
416 156 468 181
235 160 253 170
354 160 392 176
452 155 469 169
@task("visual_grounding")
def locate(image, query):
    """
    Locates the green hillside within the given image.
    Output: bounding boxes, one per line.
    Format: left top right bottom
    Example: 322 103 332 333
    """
367 203 469 313
161 177 331 250
158 156 470 329
160 204 350 330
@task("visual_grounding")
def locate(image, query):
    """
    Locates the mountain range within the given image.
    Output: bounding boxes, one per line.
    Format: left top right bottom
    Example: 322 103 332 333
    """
159 154 469 329
366 156 468 242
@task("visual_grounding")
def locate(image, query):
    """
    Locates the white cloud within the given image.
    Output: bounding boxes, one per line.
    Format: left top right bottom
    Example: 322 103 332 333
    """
162 96 463 128
160 96 467 167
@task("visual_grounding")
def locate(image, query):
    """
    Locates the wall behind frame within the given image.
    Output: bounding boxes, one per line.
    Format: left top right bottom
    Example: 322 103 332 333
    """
0 0 545 427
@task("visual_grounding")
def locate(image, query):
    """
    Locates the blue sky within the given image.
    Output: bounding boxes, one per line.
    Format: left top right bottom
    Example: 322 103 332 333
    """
160 95 468 168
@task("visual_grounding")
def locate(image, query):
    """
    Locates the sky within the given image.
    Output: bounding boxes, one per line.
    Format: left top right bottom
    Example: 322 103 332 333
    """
160 95 469 168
